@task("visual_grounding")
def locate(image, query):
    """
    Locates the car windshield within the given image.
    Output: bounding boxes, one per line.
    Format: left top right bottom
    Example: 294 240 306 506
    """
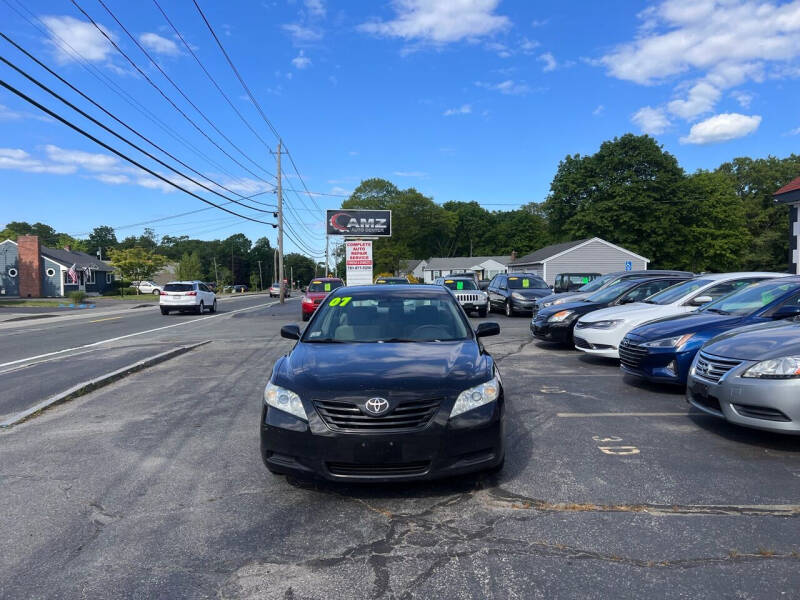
700 280 800 316
645 279 711 305
164 283 194 292
307 280 342 293
507 276 548 289
303 293 471 342
578 273 615 292
443 279 477 290
584 280 640 304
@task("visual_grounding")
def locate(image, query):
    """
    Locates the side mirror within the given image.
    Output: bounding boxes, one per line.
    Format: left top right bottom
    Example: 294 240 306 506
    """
620 297 635 304
772 305 800 320
280 324 301 340
476 322 500 338
691 295 713 306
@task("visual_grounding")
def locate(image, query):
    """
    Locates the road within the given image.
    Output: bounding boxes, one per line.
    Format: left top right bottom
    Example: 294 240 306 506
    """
1 302 799 598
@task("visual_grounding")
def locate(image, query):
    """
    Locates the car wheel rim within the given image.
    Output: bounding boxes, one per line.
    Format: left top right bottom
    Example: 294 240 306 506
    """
505 302 511 316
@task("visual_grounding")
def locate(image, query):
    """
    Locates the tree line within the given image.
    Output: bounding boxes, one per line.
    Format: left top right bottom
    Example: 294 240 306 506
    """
4 134 797 282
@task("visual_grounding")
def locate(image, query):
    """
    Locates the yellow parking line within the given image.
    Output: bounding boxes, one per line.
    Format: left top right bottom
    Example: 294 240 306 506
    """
89 316 123 323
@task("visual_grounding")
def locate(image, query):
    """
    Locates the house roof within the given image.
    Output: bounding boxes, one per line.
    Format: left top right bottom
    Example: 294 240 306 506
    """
41 246 112 270
774 176 800 203
399 259 424 271
423 255 512 271
509 239 591 266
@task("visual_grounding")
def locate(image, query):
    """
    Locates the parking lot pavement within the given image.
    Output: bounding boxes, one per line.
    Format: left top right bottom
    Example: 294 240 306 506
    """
1 307 799 598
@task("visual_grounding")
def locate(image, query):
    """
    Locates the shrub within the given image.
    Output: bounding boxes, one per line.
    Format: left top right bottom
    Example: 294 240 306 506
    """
69 290 87 304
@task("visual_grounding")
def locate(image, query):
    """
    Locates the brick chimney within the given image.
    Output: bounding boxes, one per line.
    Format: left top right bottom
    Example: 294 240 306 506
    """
17 235 42 298
63 244 71 252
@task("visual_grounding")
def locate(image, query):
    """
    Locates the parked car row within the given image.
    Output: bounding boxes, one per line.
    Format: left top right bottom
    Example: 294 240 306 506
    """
530 272 800 434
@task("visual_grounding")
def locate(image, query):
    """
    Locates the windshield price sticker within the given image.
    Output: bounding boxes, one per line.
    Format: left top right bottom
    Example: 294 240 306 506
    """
445 280 454 284
457 281 464 290
582 277 589 283
509 277 519 280
312 280 321 284
324 283 331 291
522 279 530 288
328 296 352 307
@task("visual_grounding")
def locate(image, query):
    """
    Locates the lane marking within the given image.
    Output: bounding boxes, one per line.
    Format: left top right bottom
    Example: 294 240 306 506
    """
89 316 123 323
557 412 688 418
0 298 291 369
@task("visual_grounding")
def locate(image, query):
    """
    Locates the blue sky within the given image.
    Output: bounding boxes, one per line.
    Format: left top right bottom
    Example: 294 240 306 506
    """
2 0 800 259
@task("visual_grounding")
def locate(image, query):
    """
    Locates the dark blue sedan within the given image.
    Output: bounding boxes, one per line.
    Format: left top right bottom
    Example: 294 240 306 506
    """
619 277 800 385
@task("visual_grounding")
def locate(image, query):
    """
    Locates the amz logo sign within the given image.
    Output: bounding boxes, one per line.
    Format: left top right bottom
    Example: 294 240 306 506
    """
326 209 392 237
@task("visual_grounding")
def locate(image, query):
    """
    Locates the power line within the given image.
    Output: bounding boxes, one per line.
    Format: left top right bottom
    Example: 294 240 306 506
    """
71 0 276 187
0 77 276 226
0 47 276 216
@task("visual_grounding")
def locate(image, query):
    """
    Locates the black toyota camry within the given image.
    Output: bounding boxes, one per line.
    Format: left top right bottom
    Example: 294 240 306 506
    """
260 285 504 482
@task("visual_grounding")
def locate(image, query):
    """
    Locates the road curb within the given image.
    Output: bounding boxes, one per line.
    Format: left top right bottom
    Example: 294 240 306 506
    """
0 340 212 429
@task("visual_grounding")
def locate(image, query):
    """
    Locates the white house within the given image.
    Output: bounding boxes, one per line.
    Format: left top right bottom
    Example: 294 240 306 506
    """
421 256 512 284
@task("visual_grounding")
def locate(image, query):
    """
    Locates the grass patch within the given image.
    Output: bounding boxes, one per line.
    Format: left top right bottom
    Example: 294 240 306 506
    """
0 300 62 307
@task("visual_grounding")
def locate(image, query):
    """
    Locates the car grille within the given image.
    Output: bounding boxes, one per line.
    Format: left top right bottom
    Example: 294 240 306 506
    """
732 404 791 422
619 338 648 369
694 352 742 383
313 398 442 431
456 293 481 303
326 461 430 477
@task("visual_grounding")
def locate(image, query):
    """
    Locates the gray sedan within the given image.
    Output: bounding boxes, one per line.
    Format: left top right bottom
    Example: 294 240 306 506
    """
687 319 800 434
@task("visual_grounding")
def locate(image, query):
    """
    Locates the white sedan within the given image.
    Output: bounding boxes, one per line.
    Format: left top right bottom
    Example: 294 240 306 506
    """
573 272 788 358
159 281 217 315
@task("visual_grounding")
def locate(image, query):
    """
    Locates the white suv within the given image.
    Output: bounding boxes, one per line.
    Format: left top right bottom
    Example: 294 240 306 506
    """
160 281 216 315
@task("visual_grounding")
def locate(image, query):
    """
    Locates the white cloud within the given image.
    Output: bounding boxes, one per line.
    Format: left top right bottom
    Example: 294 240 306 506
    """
0 148 77 175
600 0 800 122
393 171 426 177
44 145 119 172
359 0 510 44
520 38 540 54
139 32 180 56
538 52 557 72
291 50 312 69
680 112 761 144
94 174 130 185
787 126 800 136
731 90 753 108
531 19 548 28
282 23 323 43
592 104 605 116
475 79 530 95
632 106 671 134
305 0 326 18
0 104 22 120
41 15 114 64
330 186 351 196
348 151 359 156
443 104 472 116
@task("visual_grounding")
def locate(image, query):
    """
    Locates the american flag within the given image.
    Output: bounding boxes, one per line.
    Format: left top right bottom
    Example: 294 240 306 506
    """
67 264 78 284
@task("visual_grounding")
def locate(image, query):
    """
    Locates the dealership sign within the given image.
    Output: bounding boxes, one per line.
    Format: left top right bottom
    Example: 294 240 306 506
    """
346 240 373 286
327 209 391 237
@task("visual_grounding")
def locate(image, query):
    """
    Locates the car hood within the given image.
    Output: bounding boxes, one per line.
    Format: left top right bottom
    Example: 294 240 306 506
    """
536 299 607 318
627 311 746 340
510 288 551 299
537 291 581 304
305 291 329 300
578 302 673 323
274 340 492 399
702 320 800 360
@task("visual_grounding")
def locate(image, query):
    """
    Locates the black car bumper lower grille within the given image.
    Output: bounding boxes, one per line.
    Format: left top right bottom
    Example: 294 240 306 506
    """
313 398 442 431
326 461 430 477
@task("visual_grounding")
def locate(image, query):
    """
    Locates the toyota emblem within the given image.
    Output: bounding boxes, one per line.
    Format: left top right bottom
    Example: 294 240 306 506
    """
364 397 390 416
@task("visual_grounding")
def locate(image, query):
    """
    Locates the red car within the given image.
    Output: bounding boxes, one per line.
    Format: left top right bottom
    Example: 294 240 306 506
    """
301 278 344 321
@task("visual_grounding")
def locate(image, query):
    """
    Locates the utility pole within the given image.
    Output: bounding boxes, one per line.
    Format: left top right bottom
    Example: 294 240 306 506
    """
325 235 329 277
272 140 286 304
290 266 294 292
273 250 277 288
257 260 263 291
212 256 218 285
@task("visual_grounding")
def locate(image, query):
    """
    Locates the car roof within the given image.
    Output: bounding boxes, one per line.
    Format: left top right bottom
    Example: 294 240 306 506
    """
692 271 792 280
165 280 198 285
331 284 448 297
505 273 543 277
442 275 476 279
310 277 343 281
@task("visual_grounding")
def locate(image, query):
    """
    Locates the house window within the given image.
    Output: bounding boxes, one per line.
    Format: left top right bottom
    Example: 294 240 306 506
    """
46 267 56 277
7 267 17 278
106 272 114 284
85 270 95 285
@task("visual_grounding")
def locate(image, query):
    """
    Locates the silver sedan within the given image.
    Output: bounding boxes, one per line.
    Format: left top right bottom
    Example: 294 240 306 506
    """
687 319 800 434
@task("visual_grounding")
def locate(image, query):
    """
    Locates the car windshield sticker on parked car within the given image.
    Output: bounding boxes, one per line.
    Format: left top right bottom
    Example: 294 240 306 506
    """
582 277 589 283
328 296 352 307
457 281 464 290
445 280 454 284
324 283 331 291
522 279 530 288
509 277 518 280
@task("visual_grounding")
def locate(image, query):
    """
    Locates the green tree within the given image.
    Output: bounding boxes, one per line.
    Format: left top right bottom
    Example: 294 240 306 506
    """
249 237 274 288
716 155 800 271
218 233 252 284
177 251 205 281
543 134 685 267
87 226 118 256
109 247 168 293
284 252 316 286
0 221 33 240
56 234 88 253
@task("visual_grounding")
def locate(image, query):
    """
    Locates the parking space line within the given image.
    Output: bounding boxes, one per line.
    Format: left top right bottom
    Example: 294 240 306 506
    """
0 298 289 369
557 412 688 417
89 316 123 323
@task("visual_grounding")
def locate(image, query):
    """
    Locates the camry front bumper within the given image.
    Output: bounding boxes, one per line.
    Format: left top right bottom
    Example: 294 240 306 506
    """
260 396 504 482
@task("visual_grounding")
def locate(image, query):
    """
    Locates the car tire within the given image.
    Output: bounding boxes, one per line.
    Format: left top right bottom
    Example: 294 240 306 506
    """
210 300 217 313
302 312 310 322
505 301 513 318
153 289 160 295
478 307 487 318
160 307 169 315
197 301 204 315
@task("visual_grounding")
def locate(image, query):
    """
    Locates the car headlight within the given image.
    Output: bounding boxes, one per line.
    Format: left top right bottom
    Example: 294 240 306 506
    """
264 382 307 420
642 333 695 349
511 292 525 300
548 310 574 323
583 319 623 329
742 356 800 379
450 376 500 418
551 298 570 306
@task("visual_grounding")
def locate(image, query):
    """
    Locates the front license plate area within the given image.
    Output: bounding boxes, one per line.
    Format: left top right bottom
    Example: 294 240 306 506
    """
354 440 402 463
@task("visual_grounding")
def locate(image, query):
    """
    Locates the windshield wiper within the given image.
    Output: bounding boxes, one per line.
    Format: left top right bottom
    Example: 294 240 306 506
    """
704 308 730 315
377 338 418 343
304 337 347 343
